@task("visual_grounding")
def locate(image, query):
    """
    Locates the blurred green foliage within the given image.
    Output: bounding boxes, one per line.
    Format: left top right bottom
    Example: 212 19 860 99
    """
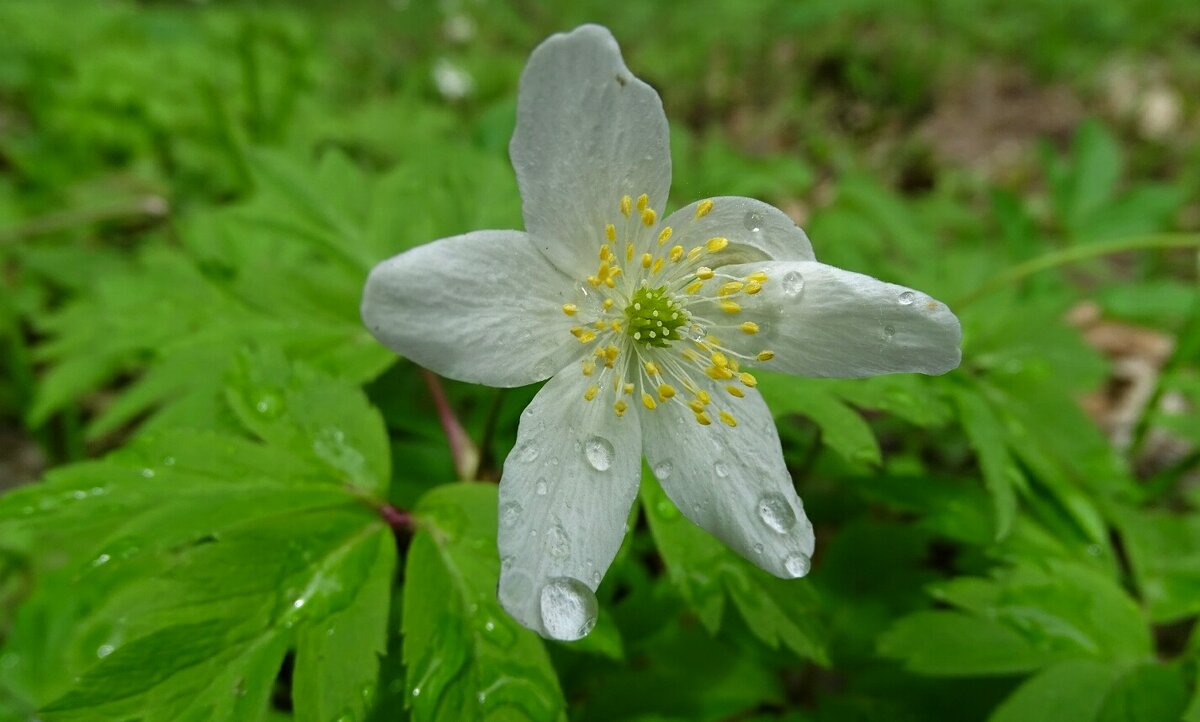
1 1 1199 721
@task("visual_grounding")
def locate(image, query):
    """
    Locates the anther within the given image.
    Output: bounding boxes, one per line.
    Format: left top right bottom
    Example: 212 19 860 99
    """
562 303 577 316
706 237 728 253
695 412 712 425
641 208 656 226
687 246 703 262
641 253 652 269
620 195 632 217
739 321 759 334
584 385 599 401
719 282 743 296
719 411 737 427
739 372 757 387
645 362 659 375
697 267 714 280
657 226 673 245
605 223 616 242
614 399 627 416
747 271 768 283
695 199 714 218
744 281 762 295
582 360 595 376
756 350 774 362
636 193 649 212
642 393 657 410
720 301 741 314
669 245 683 262
658 384 676 400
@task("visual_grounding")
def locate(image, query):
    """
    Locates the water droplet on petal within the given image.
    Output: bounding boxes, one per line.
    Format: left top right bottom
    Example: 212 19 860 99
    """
684 323 708 341
535 478 549 496
782 271 805 297
714 461 729 478
753 543 764 554
518 442 540 463
539 577 598 641
546 525 571 558
883 325 896 339
499 502 522 528
653 460 673 480
743 210 764 232
583 436 614 471
898 291 915 305
757 493 797 533
592 570 602 585
784 553 812 578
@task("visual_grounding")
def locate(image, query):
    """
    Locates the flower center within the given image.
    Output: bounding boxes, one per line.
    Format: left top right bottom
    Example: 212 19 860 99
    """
624 285 686 348
558 193 777 427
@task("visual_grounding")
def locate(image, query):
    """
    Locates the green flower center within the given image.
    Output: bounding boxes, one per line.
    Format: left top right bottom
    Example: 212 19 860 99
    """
624 285 686 348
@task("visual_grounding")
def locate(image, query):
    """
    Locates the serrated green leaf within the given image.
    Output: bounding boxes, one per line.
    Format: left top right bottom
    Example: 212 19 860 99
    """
641 472 828 664
988 659 1116 722
879 611 1051 676
1115 507 1200 623
403 483 566 722
758 372 881 467
952 384 1019 540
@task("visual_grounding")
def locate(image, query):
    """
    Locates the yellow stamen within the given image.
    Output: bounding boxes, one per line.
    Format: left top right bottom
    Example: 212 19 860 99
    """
706 237 729 253
582 360 596 376
739 372 757 387
747 271 768 283
584 385 599 401
641 208 656 226
603 297 615 310
669 245 684 262
652 258 664 274
695 412 712 425
695 199 714 218
726 385 745 398
744 281 762 295
626 243 634 262
620 195 632 217
688 399 705 414
562 303 577 316
687 246 704 262
719 281 743 296
658 383 677 400
657 226 673 245
614 399 627 416
740 321 759 334
636 193 649 212
606 223 616 242
641 252 653 269
756 350 774 362
623 382 635 394
642 393 657 410
697 390 711 404
578 331 597 343
645 362 659 376
720 300 741 314
697 267 714 280
719 411 737 427
685 280 704 295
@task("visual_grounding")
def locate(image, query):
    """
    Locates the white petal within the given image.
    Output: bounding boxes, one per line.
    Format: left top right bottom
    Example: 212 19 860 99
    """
721 260 962 377
497 370 642 640
362 230 579 387
510 25 671 277
641 384 815 578
661 196 815 264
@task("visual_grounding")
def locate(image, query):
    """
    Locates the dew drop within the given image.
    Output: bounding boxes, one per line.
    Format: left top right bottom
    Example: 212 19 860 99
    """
499 502 522 528
517 442 540 463
743 210 764 232
71 490 87 500
714 461 729 478
684 323 708 341
140 468 155 479
898 291 915 305
883 325 896 339
97 644 115 659
583 436 614 471
782 271 805 297
546 525 571 558
412 687 421 698
652 460 673 480
757 493 797 533
753 542 764 554
784 553 812 578
254 392 283 418
592 570 601 585
655 498 680 520
92 553 111 567
539 577 598 641
535 478 549 496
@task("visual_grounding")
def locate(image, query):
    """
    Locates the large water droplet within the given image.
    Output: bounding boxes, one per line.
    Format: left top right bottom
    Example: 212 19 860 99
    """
714 461 729 478
782 271 805 297
784 553 812 578
546 525 571 558
96 644 115 659
535 478 549 496
898 291 915 306
653 460 673 480
499 502 522 528
757 493 797 533
583 436 614 471
743 210 764 232
539 577 598 641
684 323 708 341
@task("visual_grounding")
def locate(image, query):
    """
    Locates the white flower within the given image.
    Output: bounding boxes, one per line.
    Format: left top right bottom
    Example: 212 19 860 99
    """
362 25 961 641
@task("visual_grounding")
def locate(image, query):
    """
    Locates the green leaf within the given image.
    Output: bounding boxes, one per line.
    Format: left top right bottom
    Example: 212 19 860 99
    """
1115 507 1200 623
758 372 881 467
952 384 1019 540
403 483 566 722
879 611 1051 676
0 422 394 721
641 472 829 664
989 660 1116 722
226 348 392 498
1063 120 1122 234
293 529 396 722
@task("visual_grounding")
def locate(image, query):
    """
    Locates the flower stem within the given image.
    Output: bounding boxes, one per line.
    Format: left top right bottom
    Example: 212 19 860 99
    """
955 233 1200 309
420 368 480 480
0 196 169 245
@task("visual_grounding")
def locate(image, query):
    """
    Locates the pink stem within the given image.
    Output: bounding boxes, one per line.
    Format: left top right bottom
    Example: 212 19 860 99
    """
420 368 479 480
